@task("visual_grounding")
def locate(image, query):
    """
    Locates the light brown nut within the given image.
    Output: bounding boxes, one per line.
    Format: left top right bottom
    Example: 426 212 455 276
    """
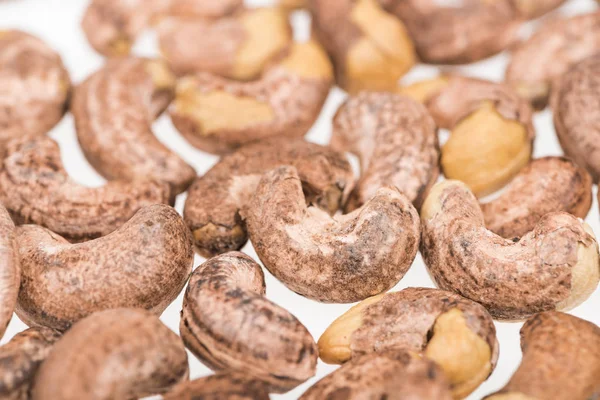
551 55 600 183
420 180 600 320
485 312 600 400
318 287 498 398
0 30 70 144
0 136 171 242
331 92 439 211
180 252 318 392
169 41 333 154
509 0 566 19
309 0 416 93
183 138 353 257
163 0 243 20
243 166 420 303
31 308 189 400
279 0 307 11
0 327 61 400
72 57 195 195
163 372 269 400
0 205 19 340
15 204 193 331
506 11 600 109
481 157 593 239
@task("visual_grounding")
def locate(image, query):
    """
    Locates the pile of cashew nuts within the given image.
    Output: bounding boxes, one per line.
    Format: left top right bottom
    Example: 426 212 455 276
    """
0 0 599 398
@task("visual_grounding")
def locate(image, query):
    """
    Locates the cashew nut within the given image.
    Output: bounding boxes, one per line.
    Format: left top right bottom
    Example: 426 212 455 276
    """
0 205 19 340
510 0 566 19
15 204 193 331
163 372 269 400
180 252 318 393
421 180 600 320
279 0 307 11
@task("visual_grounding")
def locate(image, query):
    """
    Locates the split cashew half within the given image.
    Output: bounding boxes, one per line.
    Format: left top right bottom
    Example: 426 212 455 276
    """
0 205 19 340
163 372 269 400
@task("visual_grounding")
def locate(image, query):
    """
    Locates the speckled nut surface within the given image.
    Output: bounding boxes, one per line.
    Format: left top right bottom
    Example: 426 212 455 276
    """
421 180 600 320
510 0 566 19
0 327 61 400
72 57 195 195
551 55 600 183
163 372 269 400
318 287 498 398
184 138 353 257
506 11 600 109
170 41 333 154
243 166 420 303
485 312 600 400
0 30 70 144
331 92 439 211
15 204 193 331
481 157 593 239
0 205 19 340
180 252 317 392
31 308 189 400
309 0 416 93
0 136 170 242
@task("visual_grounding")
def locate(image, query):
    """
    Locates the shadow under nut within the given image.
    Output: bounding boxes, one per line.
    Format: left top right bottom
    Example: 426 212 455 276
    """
0 205 19 340
31 308 189 400
243 166 420 303
163 372 269 400
15 204 193 331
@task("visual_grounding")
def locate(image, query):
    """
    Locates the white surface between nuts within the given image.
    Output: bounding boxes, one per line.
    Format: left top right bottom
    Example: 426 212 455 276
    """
1 0 598 399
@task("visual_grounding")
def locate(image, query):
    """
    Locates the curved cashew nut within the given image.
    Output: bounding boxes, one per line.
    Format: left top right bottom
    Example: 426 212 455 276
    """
331 91 439 210
243 166 420 303
183 138 353 257
0 136 171 242
180 252 317 393
164 372 269 400
510 0 566 19
0 205 19 340
485 312 600 400
420 180 600 320
72 57 195 195
15 204 193 331
31 308 189 400
170 41 333 154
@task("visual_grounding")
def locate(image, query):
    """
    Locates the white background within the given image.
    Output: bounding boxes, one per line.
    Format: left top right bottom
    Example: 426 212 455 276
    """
0 0 598 398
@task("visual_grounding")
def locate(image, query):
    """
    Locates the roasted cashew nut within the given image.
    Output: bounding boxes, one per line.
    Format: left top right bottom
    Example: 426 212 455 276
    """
0 205 19 340
183 138 353 257
170 41 333 154
16 204 193 331
180 252 318 393
509 0 566 19
421 180 600 320
72 57 195 195
31 308 189 400
163 372 269 400
318 287 498 399
243 166 420 303
485 312 600 400
0 136 171 242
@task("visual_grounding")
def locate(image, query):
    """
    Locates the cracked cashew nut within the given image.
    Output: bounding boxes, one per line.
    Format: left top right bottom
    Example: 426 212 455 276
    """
163 372 270 400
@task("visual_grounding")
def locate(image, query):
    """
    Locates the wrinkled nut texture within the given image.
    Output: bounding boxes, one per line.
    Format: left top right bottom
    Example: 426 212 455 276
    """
481 157 593 239
332 92 439 210
0 205 19 340
0 327 61 400
551 55 600 183
0 136 170 242
170 41 333 154
300 351 453 400
244 166 420 303
72 57 195 194
31 308 189 400
506 12 600 109
485 312 600 400
310 0 416 93
15 204 193 331
318 287 498 398
163 372 269 400
0 31 70 144
181 252 318 393
183 138 353 257
421 180 600 320
510 0 566 19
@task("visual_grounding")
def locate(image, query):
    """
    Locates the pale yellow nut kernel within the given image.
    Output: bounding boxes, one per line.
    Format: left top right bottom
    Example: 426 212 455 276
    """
280 41 333 80
278 0 306 10
486 393 537 400
108 37 132 56
145 60 176 90
420 180 467 222
398 77 450 103
0 31 8 39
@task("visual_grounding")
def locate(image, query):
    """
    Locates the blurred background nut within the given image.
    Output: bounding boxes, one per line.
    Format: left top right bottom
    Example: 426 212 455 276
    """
509 0 566 19
163 372 269 400
278 0 307 11
0 205 19 340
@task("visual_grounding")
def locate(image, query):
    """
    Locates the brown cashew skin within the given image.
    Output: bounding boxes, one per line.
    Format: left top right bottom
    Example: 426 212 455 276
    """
72 56 195 195
15 204 193 331
300 351 453 400
551 55 600 183
180 252 318 393
421 180 600 320
0 136 170 242
485 312 600 400
331 91 439 211
0 205 19 340
163 372 269 400
0 327 61 400
243 166 420 303
506 11 600 109
0 30 70 145
31 308 189 400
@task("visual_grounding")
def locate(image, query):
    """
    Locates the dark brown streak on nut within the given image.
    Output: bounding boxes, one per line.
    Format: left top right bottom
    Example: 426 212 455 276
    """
163 372 269 400
0 205 19 340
